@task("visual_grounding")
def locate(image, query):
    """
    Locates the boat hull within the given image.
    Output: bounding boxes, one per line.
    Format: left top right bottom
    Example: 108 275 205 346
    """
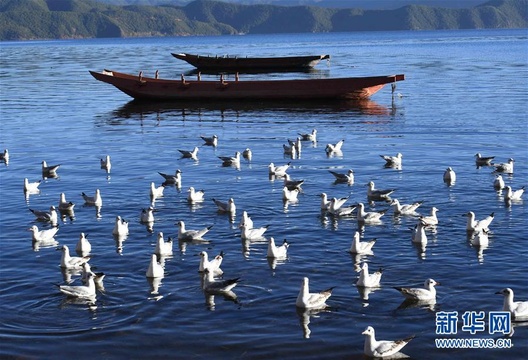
172 53 330 71
89 70 404 101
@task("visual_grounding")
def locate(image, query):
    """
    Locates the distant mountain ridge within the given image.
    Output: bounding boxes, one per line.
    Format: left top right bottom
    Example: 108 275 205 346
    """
0 0 526 41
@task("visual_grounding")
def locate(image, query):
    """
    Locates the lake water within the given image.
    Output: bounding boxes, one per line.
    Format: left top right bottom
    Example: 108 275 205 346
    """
0 29 527 359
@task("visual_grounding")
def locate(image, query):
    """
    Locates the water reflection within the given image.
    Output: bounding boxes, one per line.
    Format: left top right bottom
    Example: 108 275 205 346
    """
296 307 331 339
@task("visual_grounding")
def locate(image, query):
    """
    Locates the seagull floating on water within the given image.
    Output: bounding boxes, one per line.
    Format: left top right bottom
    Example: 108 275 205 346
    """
443 167 456 185
493 158 514 174
268 162 290 177
58 192 75 211
24 178 41 194
187 187 205 203
475 153 495 166
28 224 59 242
154 232 173 257
367 181 395 200
150 182 165 200
298 128 317 142
212 197 236 215
75 232 92 256
362 326 414 359
112 216 129 236
242 148 252 161
328 169 354 184
59 244 90 270
327 198 356 216
283 173 304 191
464 211 494 233
158 169 182 187
357 202 387 224
420 207 439 227
504 186 524 201
200 134 218 147
356 263 383 288
283 143 297 157
282 186 300 202
58 272 96 299
295 277 334 310
198 250 224 275
349 231 376 255
240 224 270 240
267 237 289 259
325 139 344 154
202 268 240 293
178 146 199 160
0 149 9 164
493 174 505 190
100 155 111 173
394 278 440 301
41 160 61 177
30 205 58 226
390 199 423 215
380 152 403 167
238 210 254 230
82 189 102 206
288 137 302 154
177 220 213 241
410 219 428 244
146 253 164 278
218 152 241 167
496 288 528 321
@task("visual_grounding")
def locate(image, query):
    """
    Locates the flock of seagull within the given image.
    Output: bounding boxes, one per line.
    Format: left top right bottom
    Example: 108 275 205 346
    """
4 128 527 358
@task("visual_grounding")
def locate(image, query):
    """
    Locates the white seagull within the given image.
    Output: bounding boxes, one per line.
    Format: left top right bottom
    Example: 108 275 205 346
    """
58 193 75 211
493 175 505 190
240 224 269 240
100 155 111 173
24 178 41 193
146 253 164 278
493 158 514 174
328 169 354 184
283 143 297 157
187 186 205 203
75 232 92 256
154 232 173 256
282 186 299 202
268 162 290 177
59 244 90 270
390 198 423 215
29 205 58 226
298 128 317 142
367 181 395 200
158 169 182 187
496 288 528 321
242 148 252 161
178 146 199 160
150 182 165 200
464 211 494 232
349 231 376 255
325 139 344 154
200 134 218 147
82 189 102 206
140 206 155 223
357 202 387 223
28 225 59 242
112 216 129 236
356 263 383 288
443 167 456 185
218 151 241 167
411 219 428 244
394 278 440 301
475 153 495 166
198 250 224 276
504 186 524 201
327 198 356 216
212 197 236 215
283 173 304 191
295 277 334 310
380 152 403 167
177 220 213 241
58 272 96 299
202 268 240 293
267 237 290 259
420 207 439 227
238 210 254 230
362 326 414 359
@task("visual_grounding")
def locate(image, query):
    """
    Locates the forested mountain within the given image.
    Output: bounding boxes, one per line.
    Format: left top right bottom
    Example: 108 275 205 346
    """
0 0 526 40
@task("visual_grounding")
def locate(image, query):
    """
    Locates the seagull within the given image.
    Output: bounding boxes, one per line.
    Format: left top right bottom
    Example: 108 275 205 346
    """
283 173 304 191
357 202 387 223
464 211 494 232
470 229 489 247
394 278 440 301
112 216 129 236
283 143 297 157
410 219 428 244
198 250 224 276
475 153 495 166
443 167 456 184
328 169 354 184
146 253 164 278
58 272 96 299
327 198 356 216
267 237 289 259
504 186 525 201
295 277 334 310
59 244 90 270
390 199 423 215
75 232 91 256
41 160 61 176
367 181 395 200
238 210 253 230
29 205 58 226
242 148 252 161
23 178 41 193
282 186 299 202
493 158 514 174
154 232 173 256
380 152 403 167
496 288 528 321
158 169 182 187
187 187 205 203
356 263 383 288
82 189 102 206
140 207 155 223
58 193 75 211
218 152 241 167
0 149 9 164
325 139 344 154
150 182 165 200
268 162 290 177
212 197 236 215
100 155 111 173
362 326 414 359
420 207 439 227
240 224 269 240
177 220 213 241
178 146 199 160
349 231 376 255
202 268 240 293
493 175 505 190
200 134 218 147
298 128 317 142
287 137 302 154
28 225 59 242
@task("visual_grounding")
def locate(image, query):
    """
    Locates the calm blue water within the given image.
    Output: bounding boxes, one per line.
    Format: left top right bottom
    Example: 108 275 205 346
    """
0 29 527 359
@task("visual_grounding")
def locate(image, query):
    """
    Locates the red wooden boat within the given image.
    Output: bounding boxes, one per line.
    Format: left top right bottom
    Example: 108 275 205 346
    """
89 69 404 101
172 53 330 71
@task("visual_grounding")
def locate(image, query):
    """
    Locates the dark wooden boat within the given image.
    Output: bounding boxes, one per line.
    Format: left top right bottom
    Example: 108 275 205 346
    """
89 69 404 101
172 53 330 71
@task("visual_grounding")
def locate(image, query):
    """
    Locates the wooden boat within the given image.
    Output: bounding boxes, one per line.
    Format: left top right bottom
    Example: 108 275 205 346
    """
89 69 404 101
172 53 330 71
